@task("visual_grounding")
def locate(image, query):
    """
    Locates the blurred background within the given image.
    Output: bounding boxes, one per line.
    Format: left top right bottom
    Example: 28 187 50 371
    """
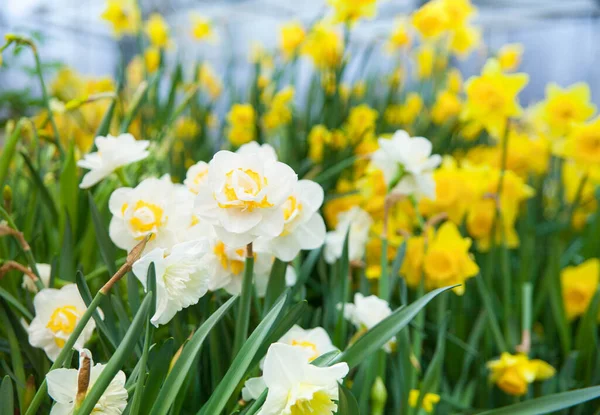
1 0 599 108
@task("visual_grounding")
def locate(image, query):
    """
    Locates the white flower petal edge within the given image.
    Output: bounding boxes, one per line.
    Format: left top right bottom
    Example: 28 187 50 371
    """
236 142 278 163
257 343 349 415
78 133 149 189
47 349 127 415
22 263 52 293
341 293 395 353
133 239 210 327
324 206 373 264
27 284 96 362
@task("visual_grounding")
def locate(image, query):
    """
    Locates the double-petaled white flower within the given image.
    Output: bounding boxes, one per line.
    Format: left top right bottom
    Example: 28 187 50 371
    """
132 239 210 326
46 349 127 414
27 284 96 361
78 134 149 189
109 175 194 252
184 161 209 194
255 343 349 415
342 293 394 352
371 130 441 200
257 180 326 261
194 150 297 247
324 206 373 264
236 142 278 163
21 263 51 292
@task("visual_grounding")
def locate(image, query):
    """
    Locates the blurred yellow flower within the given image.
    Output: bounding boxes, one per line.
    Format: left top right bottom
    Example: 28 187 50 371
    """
345 104 378 144
175 116 201 141
450 24 481 58
560 116 600 167
447 68 463 93
198 63 223 100
412 0 449 39
301 22 343 70
408 389 441 413
279 22 306 60
497 43 524 72
541 82 596 137
226 104 256 146
308 125 331 163
401 233 427 288
328 0 378 24
402 93 424 125
440 0 476 29
101 0 140 37
431 90 462 125
416 44 435 80
262 87 295 131
562 161 598 229
423 221 479 295
487 353 555 396
190 14 215 42
387 17 412 52
144 47 160 73
462 58 529 138
561 259 599 320
145 13 170 48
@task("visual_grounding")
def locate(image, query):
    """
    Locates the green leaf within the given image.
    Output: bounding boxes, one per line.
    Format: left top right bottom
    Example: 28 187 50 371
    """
20 151 59 218
263 258 287 314
0 376 14 415
575 287 600 382
0 303 25 412
95 96 116 138
0 119 23 187
88 192 117 276
59 143 78 233
140 338 175 414
233 255 255 356
199 292 289 415
478 385 600 415
291 247 322 295
335 286 455 369
337 383 360 415
334 229 350 348
150 296 238 415
76 294 152 415
414 318 446 413
0 287 33 320
59 213 75 282
312 156 357 184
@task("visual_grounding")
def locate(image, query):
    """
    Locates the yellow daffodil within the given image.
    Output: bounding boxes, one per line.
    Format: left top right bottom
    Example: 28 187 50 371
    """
400 233 427 288
301 22 343 70
226 104 256 146
487 353 555 396
462 58 529 138
562 161 598 229
497 43 524 72
541 82 596 137
561 259 600 320
440 0 476 29
101 0 140 37
559 116 600 167
190 13 216 42
144 47 160 73
387 17 412 52
198 63 223 100
447 68 463 93
409 389 441 413
416 44 435 80
279 21 306 60
412 0 449 39
262 87 295 131
450 24 481 58
345 104 378 144
328 0 378 24
145 13 170 48
431 90 462 125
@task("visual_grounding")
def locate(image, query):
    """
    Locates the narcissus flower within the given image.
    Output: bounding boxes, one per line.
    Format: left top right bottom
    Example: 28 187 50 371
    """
371 130 442 200
145 13 170 48
46 349 127 414
77 134 149 189
558 116 600 167
198 63 223 100
190 13 215 42
226 104 256 146
423 222 479 294
450 24 481 58
21 263 51 292
327 0 378 24
133 240 210 326
430 90 462 125
256 343 349 414
497 43 524 72
101 0 140 38
462 58 529 138
541 82 596 137
236 142 278 163
279 21 306 60
487 353 555 396
109 175 194 252
387 17 412 52
324 206 373 264
415 45 435 80
194 150 297 246
408 389 441 413
561 258 599 320
184 161 209 194
27 284 96 361
258 180 326 261
342 293 394 352
301 22 343 70
412 0 449 39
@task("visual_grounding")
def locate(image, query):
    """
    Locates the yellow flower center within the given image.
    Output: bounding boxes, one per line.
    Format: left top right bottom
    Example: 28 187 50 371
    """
290 390 337 415
550 101 575 123
424 249 456 281
473 82 505 111
576 132 600 158
291 340 319 361
219 169 273 211
128 200 165 236
47 305 80 348
497 368 528 396
283 196 302 221
214 242 246 275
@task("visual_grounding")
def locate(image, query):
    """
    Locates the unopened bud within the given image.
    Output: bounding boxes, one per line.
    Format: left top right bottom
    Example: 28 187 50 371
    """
3 185 12 212
371 376 388 415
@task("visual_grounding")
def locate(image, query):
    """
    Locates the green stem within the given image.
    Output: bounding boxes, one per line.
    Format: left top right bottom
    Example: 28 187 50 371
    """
232 243 255 357
115 168 131 187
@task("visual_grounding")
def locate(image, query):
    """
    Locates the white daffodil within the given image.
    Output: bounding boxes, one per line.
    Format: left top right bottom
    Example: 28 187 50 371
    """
371 130 441 200
198 224 273 296
242 325 337 402
342 293 394 352
109 175 194 252
256 343 349 415
194 150 297 247
27 284 96 362
132 239 210 326
77 133 149 189
184 161 209 194
46 349 127 414
324 206 373 264
236 142 278 163
257 180 326 262
22 263 52 292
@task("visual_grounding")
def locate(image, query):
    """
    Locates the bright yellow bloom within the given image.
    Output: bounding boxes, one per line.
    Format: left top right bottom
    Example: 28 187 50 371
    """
301 22 343 70
462 58 529 138
144 47 160 73
431 90 462 125
447 68 463 93
175 116 201 141
440 0 476 29
387 17 412 52
487 353 555 396
345 104 378 144
560 116 600 166
308 125 331 163
401 233 427 288
450 24 481 58
541 82 596 137
279 22 306 60
226 104 256 146
262 87 295 131
385 93 424 127
352 81 366 99
190 14 215 42
145 13 170 48
562 161 598 229
328 0 378 24
561 259 600 320
408 390 441 413
423 221 479 295
101 0 140 37
412 1 449 39
416 44 435 80
198 63 223 100
497 43 524 72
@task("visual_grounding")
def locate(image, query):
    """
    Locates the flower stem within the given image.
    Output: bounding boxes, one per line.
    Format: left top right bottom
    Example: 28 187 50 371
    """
233 243 255 357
